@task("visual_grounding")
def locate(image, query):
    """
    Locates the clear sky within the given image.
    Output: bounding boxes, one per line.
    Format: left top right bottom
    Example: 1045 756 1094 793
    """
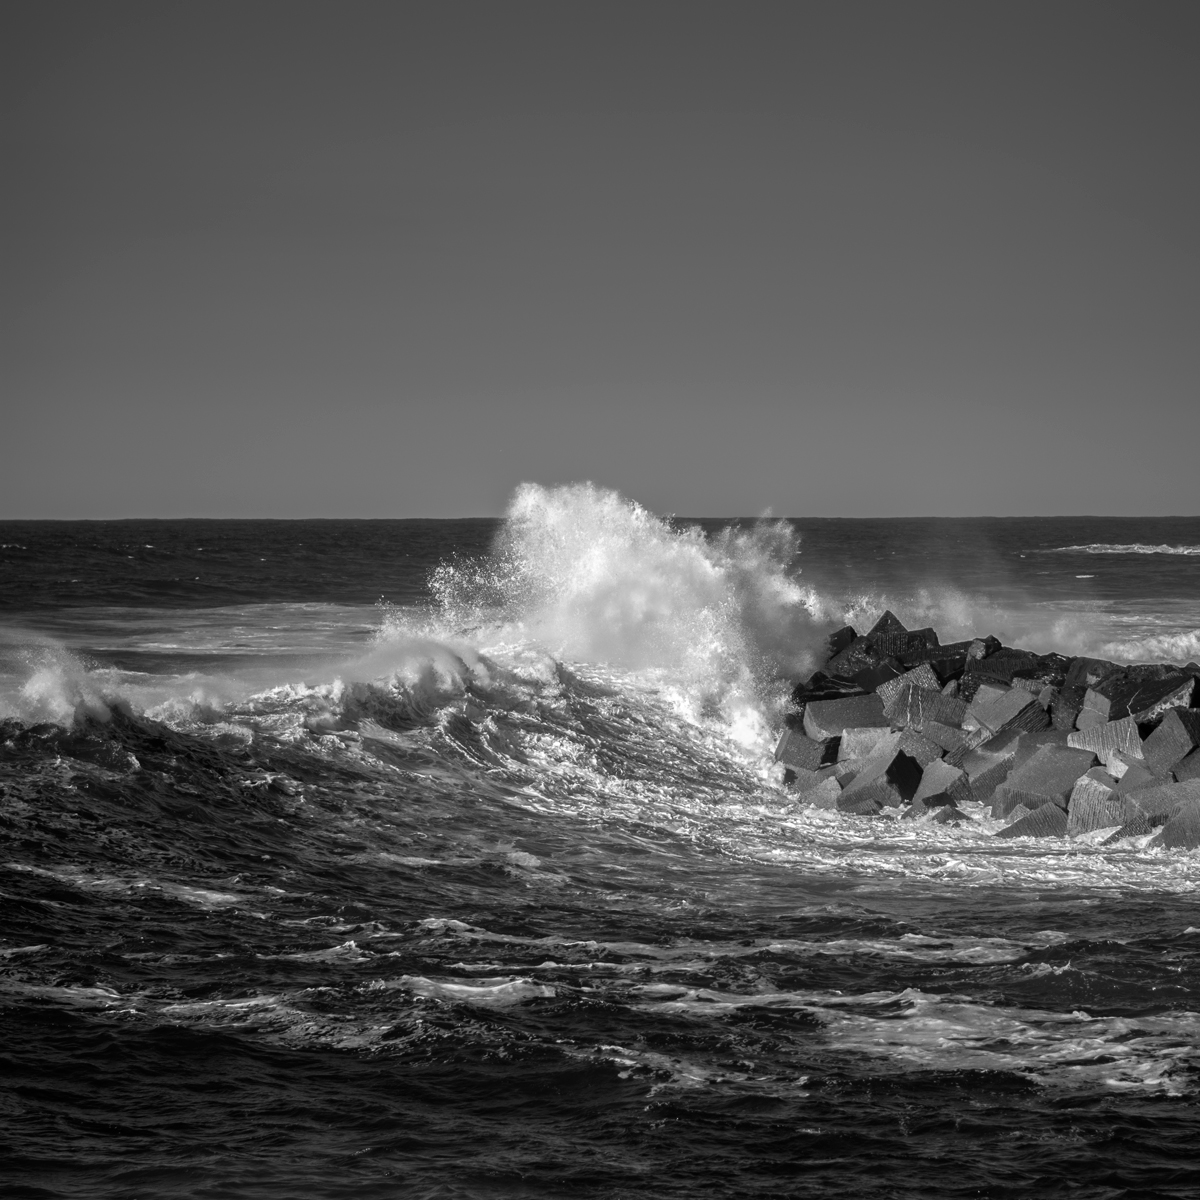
2 1 1197 518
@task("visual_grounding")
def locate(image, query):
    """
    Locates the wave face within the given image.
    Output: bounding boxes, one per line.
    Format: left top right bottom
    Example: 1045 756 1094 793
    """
5 494 1200 1199
1050 543 1200 556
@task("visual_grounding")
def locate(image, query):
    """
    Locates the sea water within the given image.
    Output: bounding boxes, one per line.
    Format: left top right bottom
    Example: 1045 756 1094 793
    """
3 485 1200 1198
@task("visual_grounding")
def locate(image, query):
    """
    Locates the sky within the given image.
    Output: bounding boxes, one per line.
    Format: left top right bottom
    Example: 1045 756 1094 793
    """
2 0 1198 519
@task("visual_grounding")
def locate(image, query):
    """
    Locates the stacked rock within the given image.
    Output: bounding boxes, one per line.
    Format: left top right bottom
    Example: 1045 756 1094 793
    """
776 611 1200 847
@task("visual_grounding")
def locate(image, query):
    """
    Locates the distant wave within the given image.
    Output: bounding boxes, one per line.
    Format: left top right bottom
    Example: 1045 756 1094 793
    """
1047 543 1200 556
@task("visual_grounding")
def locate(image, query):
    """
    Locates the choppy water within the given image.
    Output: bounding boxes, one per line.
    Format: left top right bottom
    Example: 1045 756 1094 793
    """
3 487 1200 1199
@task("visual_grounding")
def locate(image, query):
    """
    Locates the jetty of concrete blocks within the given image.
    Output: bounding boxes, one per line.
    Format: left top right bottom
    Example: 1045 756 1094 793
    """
776 611 1200 847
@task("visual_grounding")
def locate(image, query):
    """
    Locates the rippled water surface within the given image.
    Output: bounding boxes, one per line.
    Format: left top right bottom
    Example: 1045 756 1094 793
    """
3 494 1200 1198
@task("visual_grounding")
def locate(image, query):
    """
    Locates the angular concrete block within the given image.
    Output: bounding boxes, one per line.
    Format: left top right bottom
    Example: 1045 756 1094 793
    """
1067 716 1143 761
961 743 1019 805
1126 778 1200 820
825 637 888 681
896 729 944 768
836 792 885 816
876 662 941 709
850 661 906 694
913 759 972 807
1156 798 1200 850
904 794 958 819
1067 783 1135 837
991 744 1097 819
1142 708 1200 776
1111 760 1156 795
1052 685 1085 731
774 727 836 772
805 777 844 810
995 802 1069 839
838 747 924 809
827 625 858 660
1064 657 1119 689
803 694 887 741
919 721 985 766
883 682 968 730
783 766 823 791
965 687 1049 737
1131 676 1196 724
1174 747 1200 783
1101 812 1155 844
838 726 898 761
1082 668 1196 725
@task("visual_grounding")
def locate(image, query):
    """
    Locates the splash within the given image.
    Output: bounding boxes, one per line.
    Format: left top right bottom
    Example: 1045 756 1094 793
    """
412 483 836 745
1049 543 1200 556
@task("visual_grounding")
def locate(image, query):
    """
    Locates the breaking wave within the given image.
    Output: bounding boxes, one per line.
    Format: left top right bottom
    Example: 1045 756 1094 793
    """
1048 543 1200 556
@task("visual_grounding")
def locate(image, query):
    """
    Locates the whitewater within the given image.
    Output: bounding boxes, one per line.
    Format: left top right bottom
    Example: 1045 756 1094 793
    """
4 486 1200 1199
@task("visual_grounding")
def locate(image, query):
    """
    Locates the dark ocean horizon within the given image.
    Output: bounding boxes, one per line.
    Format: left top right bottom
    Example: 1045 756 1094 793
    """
4 488 1200 1198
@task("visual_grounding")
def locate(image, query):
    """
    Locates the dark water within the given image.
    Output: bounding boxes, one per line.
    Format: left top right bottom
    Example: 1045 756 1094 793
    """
3 494 1200 1198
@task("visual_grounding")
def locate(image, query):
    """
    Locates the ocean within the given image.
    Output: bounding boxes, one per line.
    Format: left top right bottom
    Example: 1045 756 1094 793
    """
3 483 1200 1199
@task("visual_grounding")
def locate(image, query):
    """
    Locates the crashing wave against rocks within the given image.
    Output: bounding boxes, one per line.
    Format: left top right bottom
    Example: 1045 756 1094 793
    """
778 611 1200 847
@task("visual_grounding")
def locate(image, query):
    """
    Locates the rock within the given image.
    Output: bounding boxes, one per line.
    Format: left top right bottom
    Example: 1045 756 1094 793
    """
837 746 924 810
896 729 944 767
1067 773 1136 835
1111 760 1157 795
864 611 939 661
964 687 1050 737
919 721 985 766
996 802 1069 839
803 694 888 741
923 641 976 682
960 740 1020 805
1142 708 1200 776
1052 685 1086 731
791 672 868 707
1064 657 1119 689
1078 667 1196 728
825 637 890 681
827 625 858 660
913 759 972 807
1156 798 1200 850
775 727 837 772
1067 716 1144 760
883 682 968 730
876 663 941 709
1174 748 1200 783
783 766 823 791
836 792 885 816
805 777 844 809
838 726 897 761
966 647 1040 687
990 744 1097 819
1101 812 1155 844
904 794 957 819
1126 778 1200 820
849 661 906 694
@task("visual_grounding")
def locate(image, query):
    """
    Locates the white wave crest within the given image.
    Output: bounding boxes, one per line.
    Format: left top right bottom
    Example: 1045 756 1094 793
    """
1050 543 1200 556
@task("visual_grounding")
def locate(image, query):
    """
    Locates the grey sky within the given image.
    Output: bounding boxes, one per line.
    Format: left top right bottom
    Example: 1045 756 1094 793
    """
2 1 1197 518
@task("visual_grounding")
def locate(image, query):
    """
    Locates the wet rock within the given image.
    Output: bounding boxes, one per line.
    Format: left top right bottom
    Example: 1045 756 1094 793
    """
1064 657 1119 689
806 777 844 809
1155 798 1200 850
783 766 823 791
825 637 891 681
849 661 906 694
883 683 968 730
1067 773 1135 836
966 647 1041 687
964 687 1050 737
1077 667 1195 728
837 745 923 810
838 727 896 761
996 802 1069 839
1051 685 1086 731
791 672 868 707
960 741 1020 805
876 663 941 709
913 759 972 807
836 792 886 816
775 727 838 772
827 625 858 660
1142 708 1200 776
1101 812 1156 844
1126 778 1200 820
990 744 1096 819
803 694 888 741
1067 716 1143 761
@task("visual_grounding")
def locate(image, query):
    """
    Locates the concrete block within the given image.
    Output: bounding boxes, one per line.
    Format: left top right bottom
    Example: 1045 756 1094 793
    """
1174 748 1200 783
838 726 897 761
995 802 1069 839
913 759 972 807
866 610 911 658
1067 716 1143 760
1101 812 1155 844
1067 779 1135 836
825 637 887 680
1127 778 1200 820
850 661 905 694
1142 708 1200 776
803 694 887 741
838 747 924 809
1052 685 1085 731
1081 668 1196 726
1064 657 1119 689
1156 798 1200 850
876 663 941 709
774 727 836 772
836 792 885 816
896 729 944 767
990 744 1097 819
791 672 869 706
964 687 1049 737
919 721 984 766
883 683 968 730
968 648 1040 686
805 777 844 810
827 625 858 660
1111 761 1156 795
783 766 823 791
961 743 1019 805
